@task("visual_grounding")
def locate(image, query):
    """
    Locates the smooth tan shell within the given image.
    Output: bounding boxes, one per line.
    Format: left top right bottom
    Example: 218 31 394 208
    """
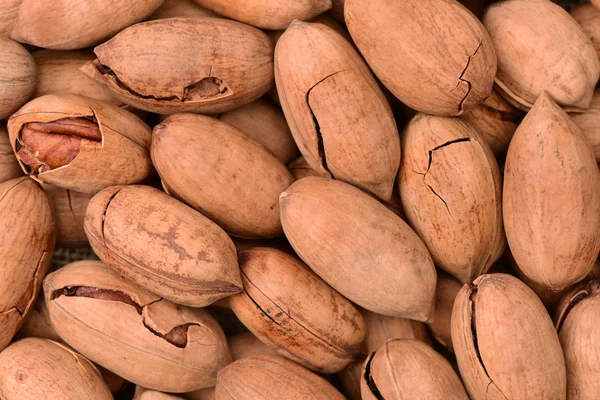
345 0 497 116
134 387 185 400
32 49 122 106
218 98 299 164
459 89 521 156
8 94 153 194
80 18 274 115
229 247 366 373
571 4 600 61
571 89 600 162
555 280 600 400
147 0 218 20
10 0 165 49
452 273 567 400
428 272 462 352
503 92 600 292
0 0 21 36
215 355 345 400
275 21 400 201
152 113 294 238
484 0 599 111
191 0 331 29
43 260 232 393
0 124 22 184
183 387 216 400
0 338 112 399
84 185 242 307
0 177 54 351
280 177 437 321
287 156 324 181
399 114 505 284
360 339 469 400
227 332 279 361
0 36 35 119
44 184 92 248
362 309 431 354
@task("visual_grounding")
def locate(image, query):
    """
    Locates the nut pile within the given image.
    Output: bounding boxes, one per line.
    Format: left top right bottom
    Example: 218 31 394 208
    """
0 0 599 399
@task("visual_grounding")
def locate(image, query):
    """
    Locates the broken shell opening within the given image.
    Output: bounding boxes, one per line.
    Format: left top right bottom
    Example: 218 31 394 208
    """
15 117 102 174
556 280 600 333
93 60 232 102
51 285 198 348
363 352 384 400
468 284 496 388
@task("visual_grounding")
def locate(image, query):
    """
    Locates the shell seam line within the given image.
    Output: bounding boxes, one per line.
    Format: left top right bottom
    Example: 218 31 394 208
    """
457 40 483 113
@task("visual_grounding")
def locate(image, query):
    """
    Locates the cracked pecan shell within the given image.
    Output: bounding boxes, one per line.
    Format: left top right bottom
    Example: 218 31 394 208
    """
345 0 497 117
280 177 437 321
0 124 22 184
80 18 274 115
554 280 600 400
275 21 400 201
84 185 242 308
0 177 55 352
152 113 294 239
228 247 366 374
504 92 600 292
7 94 153 194
361 309 432 354
215 355 345 400
360 339 469 400
191 0 331 30
43 260 232 393
452 273 567 400
0 338 112 400
399 113 505 284
10 0 164 50
484 0 599 111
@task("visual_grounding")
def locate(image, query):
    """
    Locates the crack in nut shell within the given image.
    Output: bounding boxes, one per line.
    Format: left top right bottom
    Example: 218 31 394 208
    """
16 118 102 174
51 285 196 348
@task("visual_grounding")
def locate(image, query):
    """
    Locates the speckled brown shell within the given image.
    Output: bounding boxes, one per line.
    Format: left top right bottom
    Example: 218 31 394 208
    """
287 156 324 181
484 0 599 111
345 0 497 116
399 113 505 284
554 280 600 400
571 4 600 62
84 185 242 307
32 49 122 106
0 177 55 351
215 355 345 400
80 18 274 115
0 36 35 120
275 21 400 201
218 98 299 164
43 260 232 393
503 92 600 292
10 0 165 49
191 0 331 29
452 273 567 400
280 177 437 321
152 113 294 238
360 339 469 400
229 247 366 373
0 338 112 400
8 94 153 194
